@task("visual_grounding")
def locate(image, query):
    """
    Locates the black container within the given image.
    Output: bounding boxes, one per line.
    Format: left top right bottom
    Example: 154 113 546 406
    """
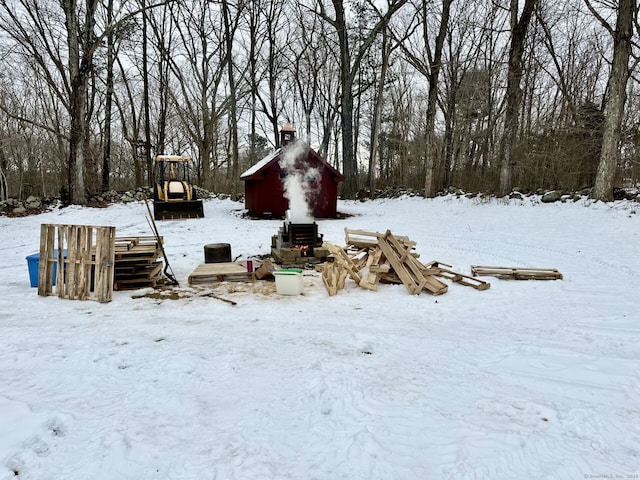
204 243 231 263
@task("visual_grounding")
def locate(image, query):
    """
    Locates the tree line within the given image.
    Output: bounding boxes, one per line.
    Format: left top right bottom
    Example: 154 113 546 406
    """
0 0 638 204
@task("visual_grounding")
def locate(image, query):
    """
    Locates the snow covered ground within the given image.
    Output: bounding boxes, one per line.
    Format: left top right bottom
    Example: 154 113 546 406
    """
0 195 639 479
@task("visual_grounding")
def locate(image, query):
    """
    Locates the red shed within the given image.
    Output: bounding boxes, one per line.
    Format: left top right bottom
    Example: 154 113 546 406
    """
241 123 344 219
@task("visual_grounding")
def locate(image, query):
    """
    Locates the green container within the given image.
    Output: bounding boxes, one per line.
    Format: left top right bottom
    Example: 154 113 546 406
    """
276 268 303 275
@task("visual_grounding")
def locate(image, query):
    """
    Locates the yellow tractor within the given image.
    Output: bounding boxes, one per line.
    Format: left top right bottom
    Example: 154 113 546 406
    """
153 155 204 220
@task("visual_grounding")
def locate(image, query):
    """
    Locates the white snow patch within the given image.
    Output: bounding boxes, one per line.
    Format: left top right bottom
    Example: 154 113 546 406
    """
0 196 639 479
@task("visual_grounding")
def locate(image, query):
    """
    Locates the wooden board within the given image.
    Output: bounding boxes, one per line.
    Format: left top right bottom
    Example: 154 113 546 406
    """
418 262 490 291
188 262 254 284
376 236 416 293
357 249 383 291
114 246 162 263
321 261 348 296
323 242 361 285
471 265 563 280
115 236 161 250
345 228 416 250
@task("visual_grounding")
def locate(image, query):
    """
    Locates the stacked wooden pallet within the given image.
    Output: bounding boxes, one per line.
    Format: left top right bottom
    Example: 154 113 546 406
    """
320 228 490 297
113 236 165 290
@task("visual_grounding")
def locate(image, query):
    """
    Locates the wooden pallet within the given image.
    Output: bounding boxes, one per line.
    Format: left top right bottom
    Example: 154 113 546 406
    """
346 228 449 295
188 262 254 284
115 236 161 250
114 236 162 263
112 236 166 289
471 265 563 280
38 229 169 296
114 261 164 290
38 224 116 303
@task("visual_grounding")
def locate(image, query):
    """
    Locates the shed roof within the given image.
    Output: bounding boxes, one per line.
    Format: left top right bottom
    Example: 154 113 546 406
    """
240 149 281 179
240 147 344 181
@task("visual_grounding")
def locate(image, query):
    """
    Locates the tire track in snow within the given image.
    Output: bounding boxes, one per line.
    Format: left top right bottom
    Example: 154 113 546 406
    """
459 338 640 476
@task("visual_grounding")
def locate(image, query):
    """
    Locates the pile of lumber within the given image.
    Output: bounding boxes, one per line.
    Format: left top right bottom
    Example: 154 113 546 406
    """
320 228 490 297
113 236 165 290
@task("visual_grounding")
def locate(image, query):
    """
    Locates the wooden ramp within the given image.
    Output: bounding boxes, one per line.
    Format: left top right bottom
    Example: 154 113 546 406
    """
188 262 254 284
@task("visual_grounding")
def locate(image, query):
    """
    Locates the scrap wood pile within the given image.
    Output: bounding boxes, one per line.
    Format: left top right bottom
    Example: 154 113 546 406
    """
113 236 165 290
319 228 490 297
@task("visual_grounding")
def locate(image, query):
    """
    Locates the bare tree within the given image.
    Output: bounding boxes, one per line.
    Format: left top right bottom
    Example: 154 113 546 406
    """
314 0 409 197
368 26 392 196
498 0 538 196
163 0 227 190
242 0 264 165
101 0 116 192
0 0 143 204
289 3 341 160
527 1 607 190
588 0 638 201
399 0 454 197
221 0 244 199
312 58 341 162
290 7 324 142
254 0 293 147
432 0 506 192
114 51 145 188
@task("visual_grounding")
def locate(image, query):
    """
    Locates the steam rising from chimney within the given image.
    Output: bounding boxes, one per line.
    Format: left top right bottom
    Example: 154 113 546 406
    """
280 139 319 223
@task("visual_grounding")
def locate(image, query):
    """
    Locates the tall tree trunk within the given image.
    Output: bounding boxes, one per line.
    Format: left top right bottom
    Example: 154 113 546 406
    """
0 163 7 202
222 0 240 199
115 54 143 188
63 0 99 205
424 0 453 197
155 4 171 158
318 0 409 198
102 0 115 192
68 77 88 204
332 0 358 196
248 2 259 164
590 0 636 201
498 0 537 196
369 31 391 196
142 0 152 187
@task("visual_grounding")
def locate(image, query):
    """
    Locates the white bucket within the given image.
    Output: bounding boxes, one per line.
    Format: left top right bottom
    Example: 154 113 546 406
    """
274 269 303 295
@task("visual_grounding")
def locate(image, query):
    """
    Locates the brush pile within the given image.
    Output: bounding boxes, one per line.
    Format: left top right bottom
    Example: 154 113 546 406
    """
320 228 490 297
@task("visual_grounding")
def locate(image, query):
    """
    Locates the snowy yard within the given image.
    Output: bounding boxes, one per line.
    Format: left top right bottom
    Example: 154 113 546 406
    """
1 195 638 479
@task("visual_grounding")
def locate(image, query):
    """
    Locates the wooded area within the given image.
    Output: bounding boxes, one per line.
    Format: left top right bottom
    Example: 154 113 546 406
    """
0 0 638 204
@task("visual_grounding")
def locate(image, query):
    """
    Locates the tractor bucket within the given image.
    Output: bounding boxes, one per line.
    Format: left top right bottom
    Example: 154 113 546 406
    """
153 200 205 220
